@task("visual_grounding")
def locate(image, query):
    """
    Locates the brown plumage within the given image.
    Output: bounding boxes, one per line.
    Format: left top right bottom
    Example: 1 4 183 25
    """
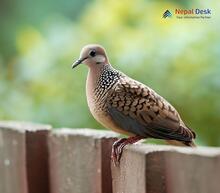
72 44 196 165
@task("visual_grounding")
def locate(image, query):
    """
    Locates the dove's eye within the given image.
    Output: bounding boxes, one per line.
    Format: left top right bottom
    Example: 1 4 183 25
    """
89 50 96 57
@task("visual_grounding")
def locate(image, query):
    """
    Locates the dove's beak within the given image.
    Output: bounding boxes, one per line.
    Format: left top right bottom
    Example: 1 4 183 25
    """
72 57 88 69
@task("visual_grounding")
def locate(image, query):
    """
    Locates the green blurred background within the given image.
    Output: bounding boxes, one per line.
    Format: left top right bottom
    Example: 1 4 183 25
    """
0 0 219 146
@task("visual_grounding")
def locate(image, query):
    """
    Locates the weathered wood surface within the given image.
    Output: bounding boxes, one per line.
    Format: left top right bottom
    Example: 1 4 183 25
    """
0 121 51 193
112 144 220 193
1 121 220 193
48 128 119 193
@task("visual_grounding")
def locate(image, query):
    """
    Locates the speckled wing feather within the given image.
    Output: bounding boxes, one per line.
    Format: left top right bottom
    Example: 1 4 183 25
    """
107 76 196 142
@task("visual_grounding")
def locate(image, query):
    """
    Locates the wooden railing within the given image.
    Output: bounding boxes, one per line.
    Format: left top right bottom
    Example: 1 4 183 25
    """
0 121 220 193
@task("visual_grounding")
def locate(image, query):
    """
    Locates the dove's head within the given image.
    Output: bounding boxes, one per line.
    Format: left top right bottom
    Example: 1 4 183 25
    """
72 44 109 69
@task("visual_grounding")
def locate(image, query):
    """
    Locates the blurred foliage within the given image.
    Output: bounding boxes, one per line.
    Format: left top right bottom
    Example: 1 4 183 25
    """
0 0 220 146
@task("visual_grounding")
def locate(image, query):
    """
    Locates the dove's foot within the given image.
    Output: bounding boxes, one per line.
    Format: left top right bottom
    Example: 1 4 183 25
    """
111 136 143 166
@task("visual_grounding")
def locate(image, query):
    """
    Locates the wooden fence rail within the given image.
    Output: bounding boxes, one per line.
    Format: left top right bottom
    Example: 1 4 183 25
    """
0 121 220 193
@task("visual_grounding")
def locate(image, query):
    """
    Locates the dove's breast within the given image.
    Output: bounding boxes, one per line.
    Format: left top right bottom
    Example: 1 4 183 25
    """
86 65 134 136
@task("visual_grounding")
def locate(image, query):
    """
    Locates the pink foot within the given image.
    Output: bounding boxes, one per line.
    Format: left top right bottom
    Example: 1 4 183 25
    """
111 136 143 166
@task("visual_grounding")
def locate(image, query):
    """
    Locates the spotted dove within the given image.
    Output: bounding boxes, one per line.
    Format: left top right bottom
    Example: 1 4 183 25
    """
72 44 196 165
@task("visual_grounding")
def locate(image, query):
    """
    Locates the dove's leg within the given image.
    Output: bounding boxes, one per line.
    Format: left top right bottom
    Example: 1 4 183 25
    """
111 136 143 166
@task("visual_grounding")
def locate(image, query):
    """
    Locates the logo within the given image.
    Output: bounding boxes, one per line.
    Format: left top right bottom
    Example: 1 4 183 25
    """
163 10 172 18
162 9 211 19
175 9 211 15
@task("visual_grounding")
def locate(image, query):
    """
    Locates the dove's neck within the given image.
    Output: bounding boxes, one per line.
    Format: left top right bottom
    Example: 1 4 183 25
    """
86 65 106 95
86 64 120 107
86 64 106 107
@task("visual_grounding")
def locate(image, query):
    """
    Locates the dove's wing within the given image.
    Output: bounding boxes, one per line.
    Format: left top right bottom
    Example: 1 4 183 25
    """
107 76 195 142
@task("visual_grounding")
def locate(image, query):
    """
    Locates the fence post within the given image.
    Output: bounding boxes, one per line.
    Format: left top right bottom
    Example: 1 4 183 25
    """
0 121 51 193
48 128 119 193
111 144 220 193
